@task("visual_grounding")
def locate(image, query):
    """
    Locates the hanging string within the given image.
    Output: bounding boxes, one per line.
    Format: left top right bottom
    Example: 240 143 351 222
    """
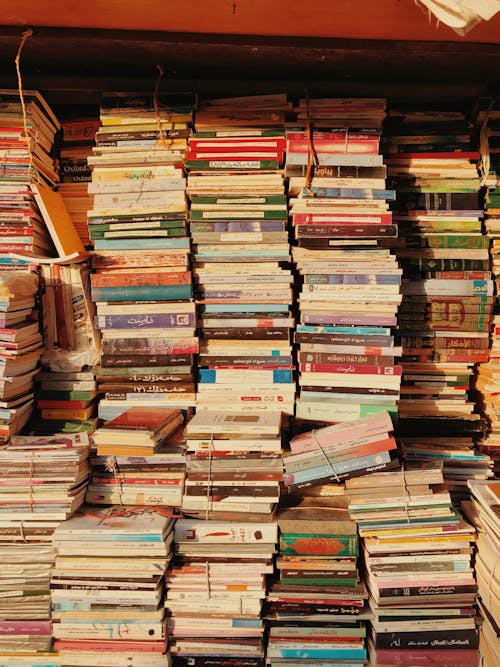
15 29 35 181
303 88 317 196
153 64 172 150
479 98 494 188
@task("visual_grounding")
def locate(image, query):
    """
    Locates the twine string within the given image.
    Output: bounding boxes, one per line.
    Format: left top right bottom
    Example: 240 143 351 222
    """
15 29 36 181
310 430 340 483
153 64 173 151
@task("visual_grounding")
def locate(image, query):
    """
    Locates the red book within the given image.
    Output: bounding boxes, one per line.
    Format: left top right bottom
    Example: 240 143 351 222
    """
99 406 182 434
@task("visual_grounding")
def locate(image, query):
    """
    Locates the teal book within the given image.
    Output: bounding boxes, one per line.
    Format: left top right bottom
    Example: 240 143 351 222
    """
91 284 192 302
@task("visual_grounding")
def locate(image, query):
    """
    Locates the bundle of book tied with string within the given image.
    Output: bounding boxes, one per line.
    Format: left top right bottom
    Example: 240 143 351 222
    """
474 98 500 479
0 271 43 441
58 115 101 247
32 256 100 436
163 409 282 667
86 406 186 508
265 498 369 666
288 97 402 426
384 102 494 503
51 505 175 667
88 90 197 423
167 516 277 667
462 480 500 667
345 464 480 667
282 411 399 494
0 89 61 268
0 431 90 659
186 93 295 415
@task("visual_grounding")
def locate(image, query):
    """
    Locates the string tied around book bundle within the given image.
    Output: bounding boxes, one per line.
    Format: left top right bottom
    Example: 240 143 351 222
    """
18 521 26 543
310 429 340 483
204 433 215 521
204 561 211 599
28 450 36 512
399 463 412 524
107 455 125 506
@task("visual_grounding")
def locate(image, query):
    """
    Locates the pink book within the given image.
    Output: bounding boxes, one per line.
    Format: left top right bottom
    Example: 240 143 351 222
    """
290 411 393 455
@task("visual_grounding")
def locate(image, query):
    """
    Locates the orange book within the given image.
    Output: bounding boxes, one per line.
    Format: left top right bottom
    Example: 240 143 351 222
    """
90 271 191 287
30 183 85 257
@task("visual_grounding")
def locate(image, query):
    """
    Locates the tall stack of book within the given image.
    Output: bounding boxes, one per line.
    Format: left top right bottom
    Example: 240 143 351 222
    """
0 90 60 264
58 116 101 247
51 506 175 667
0 271 43 441
87 91 197 421
186 94 294 415
474 99 500 478
265 502 368 666
86 406 185 507
168 517 277 667
288 97 402 425
464 480 499 667
385 103 495 501
0 432 89 660
346 466 480 667
163 409 282 666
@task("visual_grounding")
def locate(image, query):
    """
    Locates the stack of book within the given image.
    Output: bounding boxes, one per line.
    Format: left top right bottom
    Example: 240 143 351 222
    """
182 409 283 518
34 368 99 435
474 100 500 479
464 480 499 667
288 97 402 424
265 501 368 666
385 103 495 502
0 89 60 262
346 466 480 667
86 406 185 507
51 506 175 666
283 411 398 494
474 311 500 479
58 116 101 247
0 271 43 440
167 517 278 667
186 94 295 415
0 432 90 656
88 91 197 421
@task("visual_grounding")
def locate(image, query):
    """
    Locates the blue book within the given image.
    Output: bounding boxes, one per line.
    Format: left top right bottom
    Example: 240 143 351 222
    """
92 285 192 302
302 187 396 200
284 450 392 487
271 648 366 660
199 368 293 384
93 237 190 250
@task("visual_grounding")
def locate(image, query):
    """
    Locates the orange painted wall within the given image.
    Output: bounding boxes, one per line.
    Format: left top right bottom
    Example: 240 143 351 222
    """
2 0 500 43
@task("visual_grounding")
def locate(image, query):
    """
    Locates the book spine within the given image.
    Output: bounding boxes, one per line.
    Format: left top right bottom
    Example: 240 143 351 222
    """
96 313 196 329
101 339 198 355
374 629 478 650
91 284 192 302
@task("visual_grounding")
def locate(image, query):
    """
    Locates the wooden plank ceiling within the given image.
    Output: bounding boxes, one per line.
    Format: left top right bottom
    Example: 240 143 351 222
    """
0 1 499 99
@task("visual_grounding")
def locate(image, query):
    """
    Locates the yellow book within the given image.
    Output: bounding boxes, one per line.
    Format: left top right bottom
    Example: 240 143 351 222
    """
31 183 85 257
